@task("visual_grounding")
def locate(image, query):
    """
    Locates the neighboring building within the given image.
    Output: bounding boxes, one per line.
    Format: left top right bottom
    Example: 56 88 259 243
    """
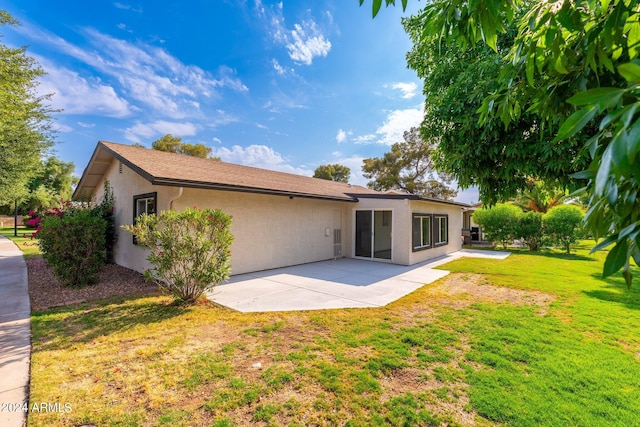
74 141 469 276
462 202 486 243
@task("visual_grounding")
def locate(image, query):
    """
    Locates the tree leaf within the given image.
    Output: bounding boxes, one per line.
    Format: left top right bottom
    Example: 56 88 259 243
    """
591 234 618 253
553 105 599 142
618 62 640 83
567 87 625 108
603 239 629 278
372 0 382 17
625 117 640 162
595 143 612 195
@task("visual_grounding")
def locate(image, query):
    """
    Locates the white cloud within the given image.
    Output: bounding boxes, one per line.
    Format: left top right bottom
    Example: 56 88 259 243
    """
52 122 73 133
353 134 376 144
257 3 331 66
77 122 95 128
375 108 423 145
208 110 239 128
391 82 418 99
351 108 423 145
336 129 347 143
36 58 132 118
286 21 331 65
19 23 247 120
113 3 142 13
211 144 312 176
212 137 222 144
454 185 480 204
124 120 198 143
327 154 368 186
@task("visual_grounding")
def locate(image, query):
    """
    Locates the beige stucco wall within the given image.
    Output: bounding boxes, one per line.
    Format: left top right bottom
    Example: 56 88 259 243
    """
408 200 463 264
353 198 463 266
174 188 352 275
94 160 181 274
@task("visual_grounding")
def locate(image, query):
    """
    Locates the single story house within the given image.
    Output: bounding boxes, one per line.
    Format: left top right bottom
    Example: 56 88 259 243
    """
74 141 469 276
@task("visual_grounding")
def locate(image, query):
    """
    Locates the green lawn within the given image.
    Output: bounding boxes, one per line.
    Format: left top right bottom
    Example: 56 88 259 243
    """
1 226 41 258
27 242 640 426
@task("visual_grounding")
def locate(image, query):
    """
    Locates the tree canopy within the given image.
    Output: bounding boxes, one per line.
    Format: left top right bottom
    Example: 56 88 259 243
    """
364 0 640 286
20 156 77 213
362 127 457 200
0 11 55 205
313 164 351 183
151 134 215 159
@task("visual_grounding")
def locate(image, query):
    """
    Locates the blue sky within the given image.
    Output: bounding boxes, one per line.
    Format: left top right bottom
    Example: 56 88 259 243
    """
3 0 478 203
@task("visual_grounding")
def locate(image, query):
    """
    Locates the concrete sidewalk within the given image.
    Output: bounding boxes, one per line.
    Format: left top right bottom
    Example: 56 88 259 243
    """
0 235 30 427
207 249 510 312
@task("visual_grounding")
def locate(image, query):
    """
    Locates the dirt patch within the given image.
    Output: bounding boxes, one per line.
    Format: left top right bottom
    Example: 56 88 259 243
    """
379 366 476 426
27 257 159 311
424 273 554 315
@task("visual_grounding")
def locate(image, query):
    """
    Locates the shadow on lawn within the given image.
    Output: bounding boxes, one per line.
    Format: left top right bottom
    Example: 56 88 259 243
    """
582 273 640 310
31 296 188 352
508 249 596 262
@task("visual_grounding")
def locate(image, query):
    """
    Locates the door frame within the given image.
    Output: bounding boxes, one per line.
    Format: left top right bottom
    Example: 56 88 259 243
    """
353 208 394 262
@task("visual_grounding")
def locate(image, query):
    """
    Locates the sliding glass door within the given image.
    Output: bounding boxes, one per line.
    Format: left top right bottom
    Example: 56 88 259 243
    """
355 210 392 260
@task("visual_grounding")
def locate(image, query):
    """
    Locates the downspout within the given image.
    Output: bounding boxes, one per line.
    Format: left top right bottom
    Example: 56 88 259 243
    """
168 187 184 211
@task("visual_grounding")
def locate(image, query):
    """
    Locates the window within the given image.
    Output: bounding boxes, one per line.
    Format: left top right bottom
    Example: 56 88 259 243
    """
132 192 156 244
434 215 448 246
412 214 432 251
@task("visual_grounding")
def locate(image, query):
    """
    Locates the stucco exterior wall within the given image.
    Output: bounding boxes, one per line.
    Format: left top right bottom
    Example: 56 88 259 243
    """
94 160 181 274
408 200 463 265
352 198 412 265
174 188 352 275
351 198 463 266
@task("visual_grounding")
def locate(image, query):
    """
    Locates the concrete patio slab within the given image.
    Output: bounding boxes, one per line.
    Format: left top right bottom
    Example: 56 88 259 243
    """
0 235 30 427
207 249 510 313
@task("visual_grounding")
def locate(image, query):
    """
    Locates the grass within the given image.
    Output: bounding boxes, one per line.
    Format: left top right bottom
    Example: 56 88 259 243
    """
0 226 41 258
27 242 640 426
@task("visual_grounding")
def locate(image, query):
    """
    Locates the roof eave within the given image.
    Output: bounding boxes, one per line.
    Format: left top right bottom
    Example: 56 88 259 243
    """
152 177 359 202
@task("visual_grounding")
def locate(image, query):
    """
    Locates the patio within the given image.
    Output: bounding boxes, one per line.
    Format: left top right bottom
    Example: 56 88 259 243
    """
206 249 510 312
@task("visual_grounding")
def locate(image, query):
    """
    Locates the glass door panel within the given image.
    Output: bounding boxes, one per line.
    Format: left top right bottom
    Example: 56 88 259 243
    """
373 211 392 260
355 210 372 258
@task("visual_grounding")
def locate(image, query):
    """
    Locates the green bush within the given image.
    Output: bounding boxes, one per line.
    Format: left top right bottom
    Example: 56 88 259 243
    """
472 203 522 249
517 211 544 251
543 204 585 254
38 209 107 288
122 207 233 305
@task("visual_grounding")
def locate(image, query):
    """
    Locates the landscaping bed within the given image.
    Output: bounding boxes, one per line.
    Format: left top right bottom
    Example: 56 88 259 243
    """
27 258 159 311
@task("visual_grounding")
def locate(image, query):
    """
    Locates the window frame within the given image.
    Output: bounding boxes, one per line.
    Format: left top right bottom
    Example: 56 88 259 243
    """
412 213 433 252
434 214 448 247
132 192 157 244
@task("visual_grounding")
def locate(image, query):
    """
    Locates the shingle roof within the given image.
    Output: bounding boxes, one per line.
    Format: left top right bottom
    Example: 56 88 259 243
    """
74 141 381 202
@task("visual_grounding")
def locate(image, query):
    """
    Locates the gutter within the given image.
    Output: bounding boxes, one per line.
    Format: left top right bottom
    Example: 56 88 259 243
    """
168 186 184 210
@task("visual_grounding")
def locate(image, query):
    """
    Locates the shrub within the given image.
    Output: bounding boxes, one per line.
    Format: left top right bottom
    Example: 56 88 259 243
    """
543 204 585 254
472 203 522 249
122 207 234 305
38 209 107 288
92 181 117 262
517 211 544 251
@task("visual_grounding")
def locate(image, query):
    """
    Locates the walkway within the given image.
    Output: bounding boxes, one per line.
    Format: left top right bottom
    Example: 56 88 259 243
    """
0 235 30 427
207 249 510 312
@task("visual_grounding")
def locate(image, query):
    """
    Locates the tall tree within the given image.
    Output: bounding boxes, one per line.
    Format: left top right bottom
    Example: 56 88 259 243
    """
151 134 213 159
313 164 351 183
364 0 640 286
362 127 457 200
404 7 589 206
0 11 55 205
22 157 77 212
